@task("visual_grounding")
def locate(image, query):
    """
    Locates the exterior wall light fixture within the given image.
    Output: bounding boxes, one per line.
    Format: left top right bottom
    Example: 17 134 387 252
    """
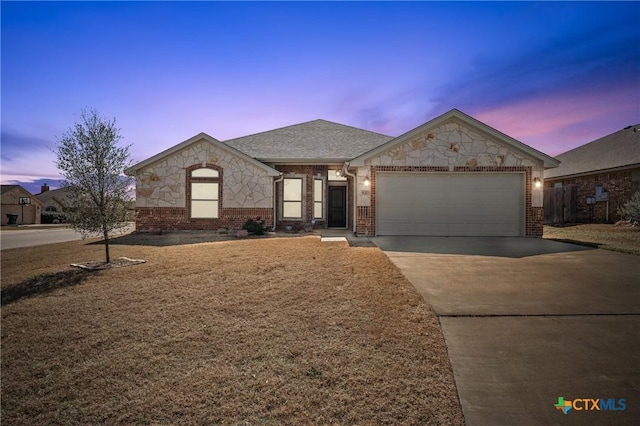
336 170 341 177
534 177 542 188
363 176 371 187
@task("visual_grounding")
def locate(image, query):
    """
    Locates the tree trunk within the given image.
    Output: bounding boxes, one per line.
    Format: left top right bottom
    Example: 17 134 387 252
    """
103 228 110 263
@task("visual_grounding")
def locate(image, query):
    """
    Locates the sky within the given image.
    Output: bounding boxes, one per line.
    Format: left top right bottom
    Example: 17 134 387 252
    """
2 1 639 194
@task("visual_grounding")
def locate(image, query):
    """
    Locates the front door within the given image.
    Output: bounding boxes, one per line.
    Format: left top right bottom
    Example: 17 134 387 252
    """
328 186 347 228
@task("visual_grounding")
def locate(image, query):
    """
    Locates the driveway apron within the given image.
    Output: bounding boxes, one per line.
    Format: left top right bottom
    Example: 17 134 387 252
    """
375 237 640 425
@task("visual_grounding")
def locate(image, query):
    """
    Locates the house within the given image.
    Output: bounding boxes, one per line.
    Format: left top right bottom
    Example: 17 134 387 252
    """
125 109 559 237
544 124 640 223
36 184 72 213
1 185 43 225
35 184 76 223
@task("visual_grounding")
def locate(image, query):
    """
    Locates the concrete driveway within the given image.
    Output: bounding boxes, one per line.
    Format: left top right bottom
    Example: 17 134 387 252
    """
375 237 640 425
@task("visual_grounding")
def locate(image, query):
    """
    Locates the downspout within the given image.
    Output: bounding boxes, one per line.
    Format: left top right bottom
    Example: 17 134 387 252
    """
272 173 284 231
342 163 357 234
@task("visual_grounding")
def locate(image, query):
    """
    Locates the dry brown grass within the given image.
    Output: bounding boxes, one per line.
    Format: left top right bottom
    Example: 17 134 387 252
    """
1 236 464 425
544 223 640 255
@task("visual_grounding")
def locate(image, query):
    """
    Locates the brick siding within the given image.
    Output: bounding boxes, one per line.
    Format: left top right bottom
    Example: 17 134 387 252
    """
356 165 541 237
135 207 273 230
275 164 351 230
545 168 639 223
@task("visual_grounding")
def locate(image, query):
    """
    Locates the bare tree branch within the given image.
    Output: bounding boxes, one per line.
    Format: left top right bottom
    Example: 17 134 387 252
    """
54 108 134 263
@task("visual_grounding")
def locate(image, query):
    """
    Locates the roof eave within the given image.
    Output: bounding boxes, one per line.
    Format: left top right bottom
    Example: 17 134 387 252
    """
350 109 560 168
259 157 352 165
544 163 640 181
125 132 280 177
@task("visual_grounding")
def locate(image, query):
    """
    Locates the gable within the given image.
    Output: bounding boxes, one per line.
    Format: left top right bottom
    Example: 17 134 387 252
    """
125 133 280 177
350 109 559 169
131 135 278 209
1 185 42 205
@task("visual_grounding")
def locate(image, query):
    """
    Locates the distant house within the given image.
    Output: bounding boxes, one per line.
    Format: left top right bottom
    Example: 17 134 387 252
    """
544 124 640 223
1 185 43 225
36 184 72 213
126 109 559 237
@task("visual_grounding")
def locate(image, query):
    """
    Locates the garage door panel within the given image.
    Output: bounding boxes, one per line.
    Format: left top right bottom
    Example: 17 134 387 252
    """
376 173 524 236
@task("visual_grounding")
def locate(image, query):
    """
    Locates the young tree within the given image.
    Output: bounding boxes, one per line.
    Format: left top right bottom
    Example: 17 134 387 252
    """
54 108 133 263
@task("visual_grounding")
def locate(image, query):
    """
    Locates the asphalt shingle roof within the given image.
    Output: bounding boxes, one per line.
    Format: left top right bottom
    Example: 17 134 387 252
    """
224 119 393 161
35 187 72 204
1 185 21 195
545 124 640 179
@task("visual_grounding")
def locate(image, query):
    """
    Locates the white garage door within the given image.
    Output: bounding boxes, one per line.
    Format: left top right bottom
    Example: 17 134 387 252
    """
376 173 524 236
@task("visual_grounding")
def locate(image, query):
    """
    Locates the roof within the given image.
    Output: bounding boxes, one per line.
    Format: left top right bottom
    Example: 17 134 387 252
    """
125 132 280 176
1 185 43 204
1 185 21 195
351 109 560 168
544 124 640 180
36 187 72 205
224 119 393 162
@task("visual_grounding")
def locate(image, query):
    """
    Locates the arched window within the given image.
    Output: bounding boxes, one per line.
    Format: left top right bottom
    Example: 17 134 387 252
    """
190 167 220 218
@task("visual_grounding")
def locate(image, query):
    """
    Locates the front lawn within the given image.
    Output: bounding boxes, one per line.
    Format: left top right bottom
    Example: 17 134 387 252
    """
543 223 640 255
1 236 464 425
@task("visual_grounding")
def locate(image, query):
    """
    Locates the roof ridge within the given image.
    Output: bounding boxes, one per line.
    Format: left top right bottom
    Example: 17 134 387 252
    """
223 118 392 144
311 119 394 138
555 124 640 158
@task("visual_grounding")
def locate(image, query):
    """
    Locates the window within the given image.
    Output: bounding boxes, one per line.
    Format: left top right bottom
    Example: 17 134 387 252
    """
45 206 58 212
595 185 609 202
190 167 219 218
314 178 324 219
283 178 303 219
192 168 219 178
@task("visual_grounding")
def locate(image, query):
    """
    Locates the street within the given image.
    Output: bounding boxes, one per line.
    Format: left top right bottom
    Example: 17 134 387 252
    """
0 224 135 251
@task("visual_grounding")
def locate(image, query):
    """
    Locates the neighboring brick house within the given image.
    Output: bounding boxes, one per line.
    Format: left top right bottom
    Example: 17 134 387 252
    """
1 185 42 225
544 124 640 223
126 109 559 237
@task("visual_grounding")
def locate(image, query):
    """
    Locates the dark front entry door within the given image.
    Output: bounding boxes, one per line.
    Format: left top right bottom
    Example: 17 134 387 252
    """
328 186 347 227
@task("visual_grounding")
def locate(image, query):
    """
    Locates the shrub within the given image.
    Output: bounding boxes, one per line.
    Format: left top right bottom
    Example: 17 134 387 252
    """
618 192 640 225
41 212 67 224
242 217 269 235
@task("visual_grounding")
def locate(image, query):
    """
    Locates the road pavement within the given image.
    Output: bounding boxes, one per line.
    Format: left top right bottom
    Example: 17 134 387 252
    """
0 224 134 250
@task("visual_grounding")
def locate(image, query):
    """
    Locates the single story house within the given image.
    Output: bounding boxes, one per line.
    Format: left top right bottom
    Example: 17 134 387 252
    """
126 109 559 237
36 184 71 213
544 124 640 223
1 185 42 225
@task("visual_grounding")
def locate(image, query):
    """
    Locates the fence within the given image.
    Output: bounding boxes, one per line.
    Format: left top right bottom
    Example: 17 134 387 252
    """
544 185 577 224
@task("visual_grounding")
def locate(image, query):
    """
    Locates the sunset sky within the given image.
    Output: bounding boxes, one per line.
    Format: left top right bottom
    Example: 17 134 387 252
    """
2 1 639 194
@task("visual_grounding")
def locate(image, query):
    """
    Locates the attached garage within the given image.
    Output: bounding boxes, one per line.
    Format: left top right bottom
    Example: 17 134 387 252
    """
376 173 525 236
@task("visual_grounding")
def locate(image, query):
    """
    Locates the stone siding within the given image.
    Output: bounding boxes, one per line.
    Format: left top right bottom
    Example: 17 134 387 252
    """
135 139 273 209
367 120 541 170
355 120 546 237
133 138 275 230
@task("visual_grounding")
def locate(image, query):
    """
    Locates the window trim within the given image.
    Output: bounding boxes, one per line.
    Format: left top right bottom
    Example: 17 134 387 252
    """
282 177 304 220
187 164 222 220
313 177 325 220
190 182 219 218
